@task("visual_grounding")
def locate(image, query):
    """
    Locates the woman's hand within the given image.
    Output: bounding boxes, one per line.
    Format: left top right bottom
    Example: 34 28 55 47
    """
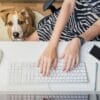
60 38 81 72
38 44 58 76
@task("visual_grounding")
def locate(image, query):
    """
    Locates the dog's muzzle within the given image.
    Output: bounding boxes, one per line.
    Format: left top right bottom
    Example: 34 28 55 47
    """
12 32 24 41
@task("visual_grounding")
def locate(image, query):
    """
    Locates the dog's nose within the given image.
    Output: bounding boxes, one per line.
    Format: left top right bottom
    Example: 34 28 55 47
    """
13 32 19 38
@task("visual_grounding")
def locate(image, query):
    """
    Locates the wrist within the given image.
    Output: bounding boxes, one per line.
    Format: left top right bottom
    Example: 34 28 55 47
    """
47 42 57 50
48 40 59 49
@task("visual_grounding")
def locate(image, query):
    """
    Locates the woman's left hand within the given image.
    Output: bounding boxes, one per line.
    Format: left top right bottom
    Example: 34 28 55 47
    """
60 38 81 72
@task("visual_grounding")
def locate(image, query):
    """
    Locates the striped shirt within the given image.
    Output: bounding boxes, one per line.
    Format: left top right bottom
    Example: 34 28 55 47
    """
37 0 100 41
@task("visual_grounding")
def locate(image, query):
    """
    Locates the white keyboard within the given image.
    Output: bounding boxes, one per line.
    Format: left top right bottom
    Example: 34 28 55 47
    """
5 94 89 100
8 61 89 85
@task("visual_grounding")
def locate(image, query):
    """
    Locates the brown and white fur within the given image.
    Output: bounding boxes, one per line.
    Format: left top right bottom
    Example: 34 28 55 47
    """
0 7 36 41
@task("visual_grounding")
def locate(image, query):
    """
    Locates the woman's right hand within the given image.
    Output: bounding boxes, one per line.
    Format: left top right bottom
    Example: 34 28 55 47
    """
38 44 58 76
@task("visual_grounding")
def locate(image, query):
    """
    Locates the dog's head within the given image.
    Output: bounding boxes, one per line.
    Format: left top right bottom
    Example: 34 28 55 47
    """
0 7 36 41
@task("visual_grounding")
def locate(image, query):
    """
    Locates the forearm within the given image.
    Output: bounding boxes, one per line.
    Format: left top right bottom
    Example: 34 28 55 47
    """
80 19 100 41
49 0 75 48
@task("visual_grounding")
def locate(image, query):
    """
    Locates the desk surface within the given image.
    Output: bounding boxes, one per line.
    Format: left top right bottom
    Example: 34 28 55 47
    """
0 42 99 94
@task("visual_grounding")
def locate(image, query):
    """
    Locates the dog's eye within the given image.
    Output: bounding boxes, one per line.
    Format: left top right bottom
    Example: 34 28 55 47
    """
7 22 13 26
18 20 25 25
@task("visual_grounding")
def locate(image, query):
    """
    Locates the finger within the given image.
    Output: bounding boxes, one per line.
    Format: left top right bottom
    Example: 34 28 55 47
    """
39 58 44 73
42 58 48 76
46 60 52 76
53 59 58 70
63 55 68 71
75 54 80 67
70 57 76 71
65 57 72 72
37 58 41 67
37 56 42 67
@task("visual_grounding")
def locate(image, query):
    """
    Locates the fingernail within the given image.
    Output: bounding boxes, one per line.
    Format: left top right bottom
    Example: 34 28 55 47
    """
68 68 70 71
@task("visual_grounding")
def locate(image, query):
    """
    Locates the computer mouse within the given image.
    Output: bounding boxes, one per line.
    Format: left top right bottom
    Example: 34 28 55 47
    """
0 49 3 64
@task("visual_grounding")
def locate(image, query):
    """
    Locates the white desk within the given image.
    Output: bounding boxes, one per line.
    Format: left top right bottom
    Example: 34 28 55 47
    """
0 42 99 94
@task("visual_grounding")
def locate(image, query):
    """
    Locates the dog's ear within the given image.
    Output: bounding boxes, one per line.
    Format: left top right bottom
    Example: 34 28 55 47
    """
21 7 36 28
0 8 15 24
0 12 9 25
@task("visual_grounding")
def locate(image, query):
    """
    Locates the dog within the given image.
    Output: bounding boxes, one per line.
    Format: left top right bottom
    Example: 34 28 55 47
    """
0 7 36 41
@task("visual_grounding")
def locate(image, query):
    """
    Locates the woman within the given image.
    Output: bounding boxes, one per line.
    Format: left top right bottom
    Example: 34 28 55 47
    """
27 0 100 76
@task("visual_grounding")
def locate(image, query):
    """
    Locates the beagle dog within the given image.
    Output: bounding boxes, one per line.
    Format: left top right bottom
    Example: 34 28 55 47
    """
0 7 36 41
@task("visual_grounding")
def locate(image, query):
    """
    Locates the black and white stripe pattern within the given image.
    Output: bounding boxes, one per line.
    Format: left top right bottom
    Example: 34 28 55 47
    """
37 0 100 41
